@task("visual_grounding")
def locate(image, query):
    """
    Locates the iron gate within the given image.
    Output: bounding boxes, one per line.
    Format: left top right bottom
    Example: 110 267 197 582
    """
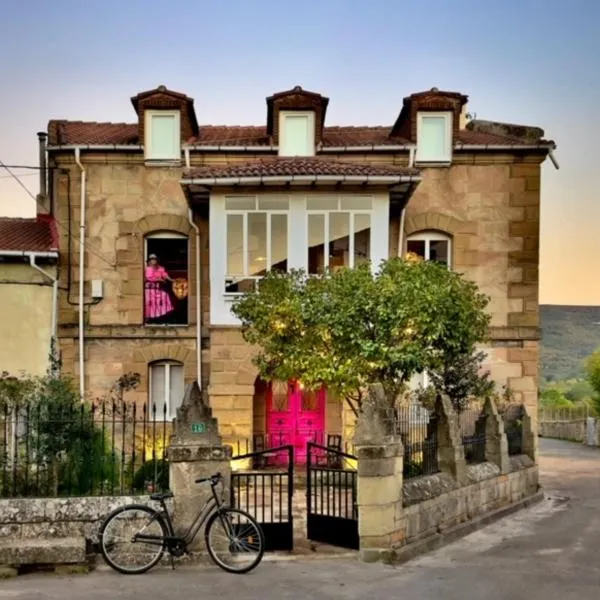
230 444 294 551
306 442 359 550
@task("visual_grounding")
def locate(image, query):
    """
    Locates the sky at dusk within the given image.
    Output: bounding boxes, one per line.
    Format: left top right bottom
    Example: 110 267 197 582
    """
0 0 598 305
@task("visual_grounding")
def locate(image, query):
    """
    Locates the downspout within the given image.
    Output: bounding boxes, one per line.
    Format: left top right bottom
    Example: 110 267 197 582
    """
188 207 202 390
28 254 58 364
398 146 416 256
184 147 202 389
74 149 86 399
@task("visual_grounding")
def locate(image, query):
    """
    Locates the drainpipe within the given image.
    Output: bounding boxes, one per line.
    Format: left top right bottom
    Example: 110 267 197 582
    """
184 147 201 389
398 147 416 257
188 208 202 389
28 254 58 364
74 148 86 399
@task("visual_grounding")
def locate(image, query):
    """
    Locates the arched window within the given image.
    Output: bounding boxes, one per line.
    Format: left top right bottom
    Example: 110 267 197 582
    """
144 231 189 325
406 231 451 268
148 359 185 420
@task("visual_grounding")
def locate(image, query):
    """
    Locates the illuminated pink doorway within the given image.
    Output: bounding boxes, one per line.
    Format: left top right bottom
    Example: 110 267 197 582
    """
266 380 326 464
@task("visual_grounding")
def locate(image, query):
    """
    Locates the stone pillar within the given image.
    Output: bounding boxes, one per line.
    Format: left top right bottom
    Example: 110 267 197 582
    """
355 440 403 562
167 383 232 550
521 404 537 461
482 396 510 474
434 395 468 485
354 384 404 562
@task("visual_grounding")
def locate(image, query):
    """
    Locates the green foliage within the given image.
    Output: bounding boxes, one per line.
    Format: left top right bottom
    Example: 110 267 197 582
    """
232 257 491 411
0 362 140 497
132 459 169 493
425 349 495 413
539 388 573 409
584 347 600 415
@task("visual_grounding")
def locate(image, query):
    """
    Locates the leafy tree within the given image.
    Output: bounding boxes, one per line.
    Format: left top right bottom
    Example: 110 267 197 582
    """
232 257 490 415
584 347 600 415
425 348 495 413
539 388 573 409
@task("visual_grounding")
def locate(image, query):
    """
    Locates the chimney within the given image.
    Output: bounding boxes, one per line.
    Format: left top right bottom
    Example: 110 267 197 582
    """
36 131 49 214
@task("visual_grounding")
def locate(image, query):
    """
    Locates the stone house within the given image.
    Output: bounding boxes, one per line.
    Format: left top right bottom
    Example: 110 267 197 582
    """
0 215 59 376
39 84 556 457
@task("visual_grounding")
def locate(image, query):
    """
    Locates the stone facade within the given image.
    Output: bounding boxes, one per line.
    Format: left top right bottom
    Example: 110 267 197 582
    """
47 92 547 452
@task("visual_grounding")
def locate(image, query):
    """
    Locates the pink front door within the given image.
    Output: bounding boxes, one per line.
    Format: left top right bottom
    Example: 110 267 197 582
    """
266 380 325 464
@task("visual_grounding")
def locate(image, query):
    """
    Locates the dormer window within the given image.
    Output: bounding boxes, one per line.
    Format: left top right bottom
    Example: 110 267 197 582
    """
278 111 315 156
416 112 452 163
145 110 181 162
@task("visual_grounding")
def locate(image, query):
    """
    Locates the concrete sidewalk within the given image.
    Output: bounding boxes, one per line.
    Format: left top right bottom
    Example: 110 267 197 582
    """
2 438 600 600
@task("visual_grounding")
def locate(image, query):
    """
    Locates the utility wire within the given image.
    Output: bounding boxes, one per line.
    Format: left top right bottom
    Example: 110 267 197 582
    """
0 160 36 200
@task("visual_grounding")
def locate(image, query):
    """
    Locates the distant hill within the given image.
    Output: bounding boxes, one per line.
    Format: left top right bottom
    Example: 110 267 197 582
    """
540 304 600 382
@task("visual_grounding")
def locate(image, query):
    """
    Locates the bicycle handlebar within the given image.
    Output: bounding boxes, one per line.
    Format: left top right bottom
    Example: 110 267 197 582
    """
194 472 222 486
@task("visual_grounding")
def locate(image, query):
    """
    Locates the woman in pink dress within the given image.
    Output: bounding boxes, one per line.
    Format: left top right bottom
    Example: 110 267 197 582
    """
144 254 174 323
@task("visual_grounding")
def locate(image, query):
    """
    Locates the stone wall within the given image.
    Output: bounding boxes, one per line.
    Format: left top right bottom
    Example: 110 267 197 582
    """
355 395 540 562
539 419 587 443
539 418 600 446
0 495 152 561
400 458 538 547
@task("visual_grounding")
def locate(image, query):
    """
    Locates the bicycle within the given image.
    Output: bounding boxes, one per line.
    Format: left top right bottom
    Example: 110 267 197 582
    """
98 472 265 575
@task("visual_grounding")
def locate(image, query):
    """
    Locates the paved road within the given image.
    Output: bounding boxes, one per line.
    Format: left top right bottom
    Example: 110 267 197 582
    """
2 438 599 599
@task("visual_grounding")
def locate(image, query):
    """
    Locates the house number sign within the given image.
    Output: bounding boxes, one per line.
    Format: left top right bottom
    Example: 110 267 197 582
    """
191 422 206 434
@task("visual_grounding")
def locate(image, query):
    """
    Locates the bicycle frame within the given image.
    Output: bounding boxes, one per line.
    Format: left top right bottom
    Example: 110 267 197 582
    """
135 480 233 549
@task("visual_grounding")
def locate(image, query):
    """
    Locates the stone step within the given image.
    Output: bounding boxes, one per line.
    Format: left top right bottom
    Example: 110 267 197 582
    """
0 537 87 568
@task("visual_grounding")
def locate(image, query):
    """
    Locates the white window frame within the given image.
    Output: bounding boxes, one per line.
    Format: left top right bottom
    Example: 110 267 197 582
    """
224 196 290 294
144 110 181 162
306 209 372 272
406 230 452 268
415 111 452 164
148 360 184 421
278 110 315 157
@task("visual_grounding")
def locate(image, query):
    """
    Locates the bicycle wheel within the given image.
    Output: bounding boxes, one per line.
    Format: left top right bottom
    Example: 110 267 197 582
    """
99 504 168 574
205 508 265 574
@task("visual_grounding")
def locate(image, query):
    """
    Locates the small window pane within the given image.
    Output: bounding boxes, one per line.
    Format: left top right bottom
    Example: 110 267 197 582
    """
270 214 288 272
307 197 338 210
227 214 244 276
418 116 449 161
354 214 371 266
329 212 350 270
281 115 311 156
150 114 178 159
340 196 373 210
225 196 256 210
429 240 449 266
168 364 185 419
150 364 166 418
308 214 325 274
258 197 290 210
407 239 426 259
248 213 267 277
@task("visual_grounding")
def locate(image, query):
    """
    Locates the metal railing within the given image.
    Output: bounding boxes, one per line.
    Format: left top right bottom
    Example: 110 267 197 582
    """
0 400 170 498
459 408 487 464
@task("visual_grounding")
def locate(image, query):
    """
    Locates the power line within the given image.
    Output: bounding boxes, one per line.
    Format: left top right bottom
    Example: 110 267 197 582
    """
0 165 43 170
0 172 37 179
0 161 36 200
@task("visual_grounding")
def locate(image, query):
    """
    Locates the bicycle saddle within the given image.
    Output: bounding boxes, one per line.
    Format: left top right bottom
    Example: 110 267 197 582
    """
150 491 174 501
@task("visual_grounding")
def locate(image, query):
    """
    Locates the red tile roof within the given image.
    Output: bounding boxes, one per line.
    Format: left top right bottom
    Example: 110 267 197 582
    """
47 120 551 148
183 157 419 180
0 215 59 253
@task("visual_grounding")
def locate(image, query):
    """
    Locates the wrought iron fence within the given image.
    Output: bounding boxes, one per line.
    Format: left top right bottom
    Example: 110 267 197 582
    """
0 400 170 498
390 405 439 479
459 408 487 464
